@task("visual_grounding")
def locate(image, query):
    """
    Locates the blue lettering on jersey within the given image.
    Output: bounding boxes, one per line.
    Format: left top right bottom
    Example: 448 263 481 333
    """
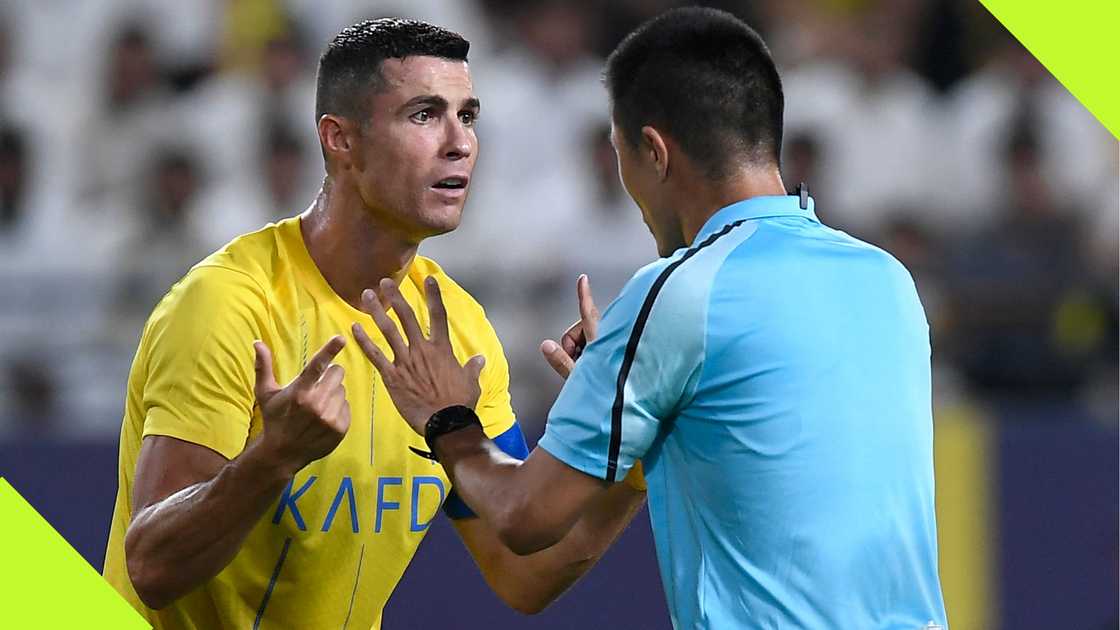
410 476 445 532
321 476 359 533
270 475 448 534
374 477 403 533
272 475 317 531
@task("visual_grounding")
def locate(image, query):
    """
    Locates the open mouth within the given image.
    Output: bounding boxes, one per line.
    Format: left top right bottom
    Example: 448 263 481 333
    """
432 177 467 190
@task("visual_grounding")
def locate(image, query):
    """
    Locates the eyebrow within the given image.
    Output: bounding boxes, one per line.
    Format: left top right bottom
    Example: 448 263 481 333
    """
399 95 481 113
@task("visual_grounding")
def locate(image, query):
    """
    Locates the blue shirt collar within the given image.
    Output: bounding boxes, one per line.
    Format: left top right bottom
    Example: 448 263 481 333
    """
692 194 818 247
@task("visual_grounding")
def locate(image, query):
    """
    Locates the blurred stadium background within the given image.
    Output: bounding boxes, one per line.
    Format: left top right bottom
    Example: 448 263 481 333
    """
0 0 1115 628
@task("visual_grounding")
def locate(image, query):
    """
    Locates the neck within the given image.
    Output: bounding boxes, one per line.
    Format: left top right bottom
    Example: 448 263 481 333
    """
300 180 418 309
677 166 786 246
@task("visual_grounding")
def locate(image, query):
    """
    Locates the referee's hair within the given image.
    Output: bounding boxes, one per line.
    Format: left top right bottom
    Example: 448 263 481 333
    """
604 7 784 179
315 18 469 124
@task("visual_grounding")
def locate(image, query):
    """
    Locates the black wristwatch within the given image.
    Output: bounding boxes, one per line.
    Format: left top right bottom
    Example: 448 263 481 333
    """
408 405 482 462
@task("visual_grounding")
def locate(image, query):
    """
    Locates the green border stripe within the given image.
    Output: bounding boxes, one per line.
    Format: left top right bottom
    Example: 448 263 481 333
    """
979 0 1120 139
0 478 150 629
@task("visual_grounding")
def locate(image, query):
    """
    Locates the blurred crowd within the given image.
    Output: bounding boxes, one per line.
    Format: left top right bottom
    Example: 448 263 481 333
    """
0 0 1116 440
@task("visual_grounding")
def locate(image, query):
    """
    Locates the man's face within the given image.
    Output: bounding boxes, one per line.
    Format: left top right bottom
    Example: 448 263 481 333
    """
611 119 678 257
350 56 479 240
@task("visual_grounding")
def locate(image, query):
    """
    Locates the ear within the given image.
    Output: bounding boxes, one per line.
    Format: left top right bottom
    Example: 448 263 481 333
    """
640 126 670 182
318 114 358 171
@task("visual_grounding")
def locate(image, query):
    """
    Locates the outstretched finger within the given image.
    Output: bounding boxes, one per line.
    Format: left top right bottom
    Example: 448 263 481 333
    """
352 322 395 376
424 276 451 346
540 339 575 379
361 288 409 362
576 274 600 341
296 335 346 389
380 278 425 345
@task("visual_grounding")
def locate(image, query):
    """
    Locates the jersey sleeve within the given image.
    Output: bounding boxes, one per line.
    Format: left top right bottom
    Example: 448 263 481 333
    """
537 260 707 483
472 316 517 439
140 265 269 460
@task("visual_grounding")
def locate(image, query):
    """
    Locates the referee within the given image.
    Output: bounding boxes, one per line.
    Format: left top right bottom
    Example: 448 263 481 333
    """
359 8 948 629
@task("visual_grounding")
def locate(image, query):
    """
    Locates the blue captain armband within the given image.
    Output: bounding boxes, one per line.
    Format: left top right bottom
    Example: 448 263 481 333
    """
442 422 529 520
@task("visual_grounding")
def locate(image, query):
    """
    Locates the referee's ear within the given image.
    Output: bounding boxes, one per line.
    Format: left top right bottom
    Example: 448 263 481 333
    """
640 125 670 182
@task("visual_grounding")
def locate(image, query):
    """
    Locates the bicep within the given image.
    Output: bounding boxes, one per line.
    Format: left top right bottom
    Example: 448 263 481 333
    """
131 435 229 516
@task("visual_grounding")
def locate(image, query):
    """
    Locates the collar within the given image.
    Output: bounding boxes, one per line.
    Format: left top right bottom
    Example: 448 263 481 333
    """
691 194 818 247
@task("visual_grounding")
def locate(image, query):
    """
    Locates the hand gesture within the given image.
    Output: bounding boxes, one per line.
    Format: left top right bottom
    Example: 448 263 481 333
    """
539 274 600 380
352 277 485 436
254 336 350 475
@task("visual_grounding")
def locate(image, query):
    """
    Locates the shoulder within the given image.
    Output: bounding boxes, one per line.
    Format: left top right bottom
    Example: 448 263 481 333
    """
614 222 756 323
145 245 274 346
193 219 290 288
831 227 918 285
151 219 298 317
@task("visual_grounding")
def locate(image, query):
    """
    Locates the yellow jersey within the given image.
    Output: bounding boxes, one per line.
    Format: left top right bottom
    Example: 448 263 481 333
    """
103 216 517 629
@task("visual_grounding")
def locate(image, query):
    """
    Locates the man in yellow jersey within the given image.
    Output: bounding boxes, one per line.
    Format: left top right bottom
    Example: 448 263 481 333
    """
102 18 646 629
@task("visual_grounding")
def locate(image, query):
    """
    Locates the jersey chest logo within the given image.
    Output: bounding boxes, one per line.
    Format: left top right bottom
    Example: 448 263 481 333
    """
270 474 446 534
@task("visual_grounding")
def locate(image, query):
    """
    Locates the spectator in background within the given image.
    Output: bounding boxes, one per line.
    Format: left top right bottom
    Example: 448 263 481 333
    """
948 121 1097 400
0 122 75 272
0 125 26 234
1 354 61 438
192 122 314 251
77 22 174 216
106 147 209 345
258 28 319 140
943 33 1114 234
217 0 292 73
181 21 319 189
782 5 938 237
261 124 308 214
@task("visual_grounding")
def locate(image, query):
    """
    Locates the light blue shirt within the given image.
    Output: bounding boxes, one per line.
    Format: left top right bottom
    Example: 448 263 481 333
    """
539 195 947 629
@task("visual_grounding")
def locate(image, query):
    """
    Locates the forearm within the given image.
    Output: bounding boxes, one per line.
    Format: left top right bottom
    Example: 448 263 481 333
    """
124 439 294 608
436 425 608 555
487 480 646 613
436 426 542 547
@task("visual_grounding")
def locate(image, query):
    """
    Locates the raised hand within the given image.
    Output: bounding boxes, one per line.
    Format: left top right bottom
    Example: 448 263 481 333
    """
254 336 351 475
352 277 485 435
540 274 600 380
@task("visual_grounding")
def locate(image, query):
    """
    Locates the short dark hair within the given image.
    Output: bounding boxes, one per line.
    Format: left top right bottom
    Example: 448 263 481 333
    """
604 7 784 178
315 18 469 123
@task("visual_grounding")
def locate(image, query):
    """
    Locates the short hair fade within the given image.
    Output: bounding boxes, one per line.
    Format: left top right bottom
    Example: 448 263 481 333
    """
604 8 784 178
315 18 469 123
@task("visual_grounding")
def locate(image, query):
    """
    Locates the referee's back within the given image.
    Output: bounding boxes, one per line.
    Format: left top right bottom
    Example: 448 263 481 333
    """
656 195 945 628
543 193 948 629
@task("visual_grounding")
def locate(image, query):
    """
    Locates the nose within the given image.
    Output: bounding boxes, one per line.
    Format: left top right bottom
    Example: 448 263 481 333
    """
443 119 473 161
